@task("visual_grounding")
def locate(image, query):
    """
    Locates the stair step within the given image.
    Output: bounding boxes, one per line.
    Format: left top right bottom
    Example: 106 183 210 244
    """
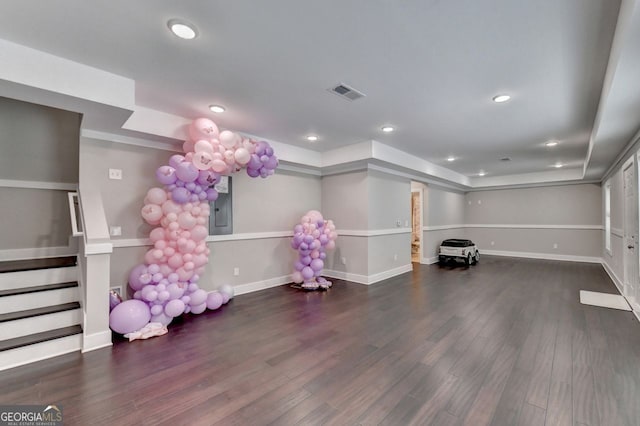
0 332 82 372
0 302 81 323
0 281 78 298
0 256 76 274
0 305 82 341
0 285 79 314
0 266 77 291
0 325 82 352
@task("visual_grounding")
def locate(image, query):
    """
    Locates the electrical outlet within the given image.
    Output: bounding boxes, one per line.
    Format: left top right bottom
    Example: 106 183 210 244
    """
404 220 409 227
341 257 347 265
109 168 122 180
396 219 402 227
468 200 472 205
110 226 122 236
477 200 482 205
394 254 398 261
553 243 558 249
233 267 240 276
491 241 495 246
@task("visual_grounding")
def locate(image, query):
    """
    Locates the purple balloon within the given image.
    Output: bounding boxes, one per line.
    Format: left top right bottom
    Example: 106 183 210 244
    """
265 146 274 157
319 252 327 260
175 180 185 187
109 290 122 312
310 258 324 272
207 291 224 310
266 156 278 170
301 255 312 265
197 170 220 186
248 154 262 169
206 188 219 201
294 261 305 271
198 191 208 200
247 167 260 178
260 168 269 178
304 235 314 244
190 194 199 202
165 299 186 317
172 187 190 204
128 264 147 291
185 182 196 191
156 166 177 185
301 266 314 280
169 154 185 168
109 300 151 334
256 141 268 156
294 225 303 233
319 234 329 245
175 162 199 183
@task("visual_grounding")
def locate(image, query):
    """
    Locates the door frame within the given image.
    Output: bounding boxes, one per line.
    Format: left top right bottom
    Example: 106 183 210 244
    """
622 156 638 307
411 188 424 264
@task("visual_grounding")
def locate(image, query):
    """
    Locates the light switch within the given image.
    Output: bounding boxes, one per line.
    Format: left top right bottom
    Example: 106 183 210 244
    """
109 169 123 180
110 226 122 236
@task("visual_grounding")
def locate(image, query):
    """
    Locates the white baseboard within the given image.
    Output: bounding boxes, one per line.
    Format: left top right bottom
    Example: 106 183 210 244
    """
82 330 113 353
481 249 601 264
233 274 291 296
324 264 413 285
0 246 76 261
601 260 640 324
423 256 439 265
601 260 624 295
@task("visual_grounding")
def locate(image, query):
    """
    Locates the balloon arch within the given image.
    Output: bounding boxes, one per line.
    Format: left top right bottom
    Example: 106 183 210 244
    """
109 118 278 335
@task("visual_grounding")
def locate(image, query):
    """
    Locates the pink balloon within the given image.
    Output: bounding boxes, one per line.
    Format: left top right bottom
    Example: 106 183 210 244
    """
211 159 227 173
326 240 336 250
162 200 183 216
219 130 237 149
178 212 197 230
189 118 219 140
146 188 167 205
150 227 166 243
193 151 214 170
183 140 195 153
168 253 184 269
234 147 250 165
141 204 163 225
194 139 214 153
190 225 208 241
292 271 303 284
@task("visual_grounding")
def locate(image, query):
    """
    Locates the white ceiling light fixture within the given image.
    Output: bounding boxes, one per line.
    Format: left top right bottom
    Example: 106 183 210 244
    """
553 163 563 168
492 94 511 103
209 105 225 113
447 156 455 162
306 135 319 142
167 19 198 40
381 125 395 133
545 141 558 147
478 171 486 176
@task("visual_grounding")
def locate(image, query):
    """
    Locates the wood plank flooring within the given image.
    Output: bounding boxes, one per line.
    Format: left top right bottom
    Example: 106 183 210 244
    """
1 256 639 425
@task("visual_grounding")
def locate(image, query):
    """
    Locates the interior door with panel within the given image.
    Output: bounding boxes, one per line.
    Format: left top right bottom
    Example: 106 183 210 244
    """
623 160 639 310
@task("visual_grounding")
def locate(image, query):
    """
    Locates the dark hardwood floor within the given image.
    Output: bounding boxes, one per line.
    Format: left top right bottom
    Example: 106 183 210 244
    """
1 256 639 425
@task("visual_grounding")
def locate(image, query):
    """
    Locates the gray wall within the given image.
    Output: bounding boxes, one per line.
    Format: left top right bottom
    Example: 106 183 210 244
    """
367 170 411 274
422 185 467 261
0 97 80 253
322 171 369 276
465 184 602 258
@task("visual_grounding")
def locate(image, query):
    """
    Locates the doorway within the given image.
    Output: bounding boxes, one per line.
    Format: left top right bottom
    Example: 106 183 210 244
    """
411 189 422 263
623 158 639 310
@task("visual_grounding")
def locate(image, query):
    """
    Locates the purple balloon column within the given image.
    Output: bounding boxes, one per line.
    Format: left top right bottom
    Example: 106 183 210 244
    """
109 118 278 334
290 210 338 290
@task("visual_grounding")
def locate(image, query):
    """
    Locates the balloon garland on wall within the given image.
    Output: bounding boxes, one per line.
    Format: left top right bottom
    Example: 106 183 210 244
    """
290 210 338 290
109 118 279 336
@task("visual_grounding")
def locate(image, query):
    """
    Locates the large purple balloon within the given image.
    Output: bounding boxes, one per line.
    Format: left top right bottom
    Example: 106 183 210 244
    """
156 166 177 185
128 264 147 291
206 291 224 310
310 258 324 272
301 266 314 280
197 170 220 186
172 187 191 204
247 167 260 178
109 300 151 334
175 162 199 183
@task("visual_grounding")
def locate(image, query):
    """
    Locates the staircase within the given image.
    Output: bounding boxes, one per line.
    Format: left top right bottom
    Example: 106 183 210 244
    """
0 256 83 371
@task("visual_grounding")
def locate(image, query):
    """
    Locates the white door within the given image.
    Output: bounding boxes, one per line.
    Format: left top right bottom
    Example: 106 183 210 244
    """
623 161 639 310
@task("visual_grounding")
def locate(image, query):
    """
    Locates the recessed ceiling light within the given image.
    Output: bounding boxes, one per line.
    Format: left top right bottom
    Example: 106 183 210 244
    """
553 163 563 168
545 141 558 147
447 156 455 162
306 135 319 142
478 171 486 177
168 19 198 40
209 105 225 113
492 94 511 103
381 126 395 133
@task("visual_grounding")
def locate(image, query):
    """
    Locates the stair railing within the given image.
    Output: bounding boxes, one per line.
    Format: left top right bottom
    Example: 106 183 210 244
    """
71 188 113 353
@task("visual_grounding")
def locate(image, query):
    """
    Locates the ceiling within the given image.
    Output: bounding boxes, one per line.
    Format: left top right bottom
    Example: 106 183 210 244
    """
0 0 639 186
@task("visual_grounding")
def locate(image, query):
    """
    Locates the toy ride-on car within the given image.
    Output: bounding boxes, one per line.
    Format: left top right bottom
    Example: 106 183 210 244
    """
438 239 479 266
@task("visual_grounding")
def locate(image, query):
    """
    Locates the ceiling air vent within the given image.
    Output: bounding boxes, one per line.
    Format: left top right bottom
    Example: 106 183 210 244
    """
328 83 366 101
500 157 511 162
